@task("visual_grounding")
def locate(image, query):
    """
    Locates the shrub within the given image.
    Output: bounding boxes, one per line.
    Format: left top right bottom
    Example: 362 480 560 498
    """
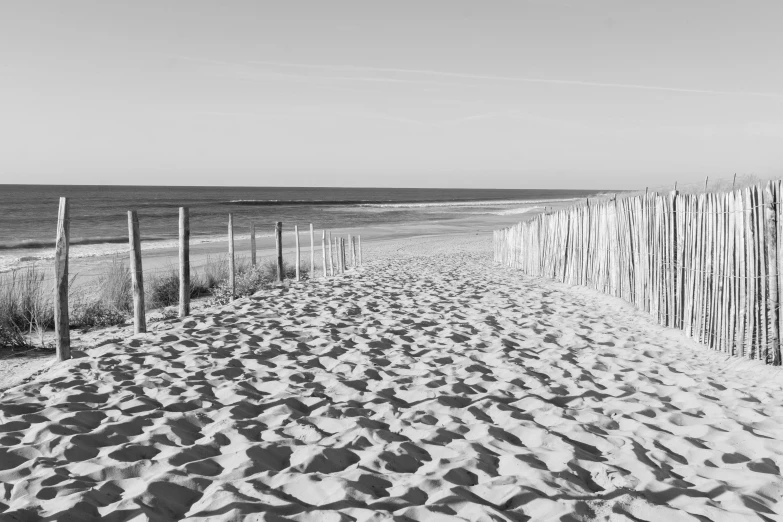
0 324 26 349
147 270 180 309
146 268 210 310
209 258 310 306
254 258 309 281
210 264 269 306
72 301 127 329
202 254 229 290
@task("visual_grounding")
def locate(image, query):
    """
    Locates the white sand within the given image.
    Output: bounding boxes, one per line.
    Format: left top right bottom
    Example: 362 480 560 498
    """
1 233 782 521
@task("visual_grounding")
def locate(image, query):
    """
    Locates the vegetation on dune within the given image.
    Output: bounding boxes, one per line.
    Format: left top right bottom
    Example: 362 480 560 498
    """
210 257 310 305
0 266 53 349
0 253 317 350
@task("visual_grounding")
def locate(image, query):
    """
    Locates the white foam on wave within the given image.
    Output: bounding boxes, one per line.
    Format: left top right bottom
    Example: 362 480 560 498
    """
358 198 579 209
0 233 275 274
488 206 544 216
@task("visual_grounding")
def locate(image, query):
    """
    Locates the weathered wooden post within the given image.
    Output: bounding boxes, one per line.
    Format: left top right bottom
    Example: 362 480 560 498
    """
275 221 283 282
764 182 780 365
328 232 334 276
334 236 339 274
351 235 357 267
250 223 257 266
335 237 340 274
309 223 315 279
358 235 362 266
339 238 345 274
179 207 190 317
295 225 301 281
128 211 146 334
322 230 327 277
228 213 235 299
54 197 70 361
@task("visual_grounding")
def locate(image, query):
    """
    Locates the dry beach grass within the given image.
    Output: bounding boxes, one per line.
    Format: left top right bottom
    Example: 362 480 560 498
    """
0 233 782 521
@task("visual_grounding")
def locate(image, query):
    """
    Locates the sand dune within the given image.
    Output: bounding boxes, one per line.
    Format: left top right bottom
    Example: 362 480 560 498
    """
1 234 782 521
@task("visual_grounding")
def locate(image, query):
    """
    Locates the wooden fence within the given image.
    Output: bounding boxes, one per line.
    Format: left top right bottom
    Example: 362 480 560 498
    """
51 199 363 361
494 180 782 366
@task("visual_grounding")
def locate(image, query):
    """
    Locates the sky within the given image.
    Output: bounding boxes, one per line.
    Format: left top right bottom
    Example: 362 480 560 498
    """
0 1 781 190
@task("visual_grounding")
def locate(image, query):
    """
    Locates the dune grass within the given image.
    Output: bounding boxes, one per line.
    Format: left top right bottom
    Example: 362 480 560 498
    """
0 266 53 349
0 251 325 350
209 256 311 305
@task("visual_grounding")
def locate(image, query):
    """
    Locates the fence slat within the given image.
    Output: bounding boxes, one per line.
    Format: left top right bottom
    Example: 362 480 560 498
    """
328 232 334 276
295 225 301 281
322 230 327 278
179 207 190 317
764 182 780 364
228 214 235 299
310 223 315 279
275 222 283 282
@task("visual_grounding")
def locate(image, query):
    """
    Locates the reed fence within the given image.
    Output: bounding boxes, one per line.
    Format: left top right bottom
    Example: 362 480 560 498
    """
494 180 782 366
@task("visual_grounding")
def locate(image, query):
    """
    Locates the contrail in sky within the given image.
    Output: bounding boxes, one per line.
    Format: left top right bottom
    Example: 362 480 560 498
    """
246 59 783 98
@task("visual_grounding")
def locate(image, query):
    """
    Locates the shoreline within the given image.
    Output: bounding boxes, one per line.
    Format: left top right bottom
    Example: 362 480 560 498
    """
0 196 581 275
2 203 578 283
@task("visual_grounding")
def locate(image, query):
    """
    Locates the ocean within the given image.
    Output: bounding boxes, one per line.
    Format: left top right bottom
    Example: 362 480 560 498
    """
0 185 601 272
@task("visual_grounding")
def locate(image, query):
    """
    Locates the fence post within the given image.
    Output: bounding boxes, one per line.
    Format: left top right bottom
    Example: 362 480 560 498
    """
764 182 780 365
179 207 190 317
310 223 315 279
250 223 256 266
228 213 235 299
328 232 334 276
336 237 341 274
54 197 70 361
334 236 339 274
275 221 283 282
351 236 357 267
128 210 146 334
295 225 301 281
340 238 345 274
322 230 327 277
358 235 362 266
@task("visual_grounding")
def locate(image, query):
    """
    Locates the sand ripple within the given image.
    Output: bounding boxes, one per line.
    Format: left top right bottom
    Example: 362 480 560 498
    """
1 235 782 521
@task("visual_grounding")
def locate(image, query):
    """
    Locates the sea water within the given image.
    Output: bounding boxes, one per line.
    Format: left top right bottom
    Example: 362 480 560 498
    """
0 185 600 272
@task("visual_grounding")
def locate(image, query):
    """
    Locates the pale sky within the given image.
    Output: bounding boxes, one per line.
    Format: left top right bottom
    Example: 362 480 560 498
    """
0 1 781 189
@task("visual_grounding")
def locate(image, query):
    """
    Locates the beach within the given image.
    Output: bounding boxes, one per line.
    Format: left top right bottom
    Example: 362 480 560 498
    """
1 230 782 521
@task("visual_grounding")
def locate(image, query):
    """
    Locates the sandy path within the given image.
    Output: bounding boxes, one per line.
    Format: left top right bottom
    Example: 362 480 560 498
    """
1 234 782 521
